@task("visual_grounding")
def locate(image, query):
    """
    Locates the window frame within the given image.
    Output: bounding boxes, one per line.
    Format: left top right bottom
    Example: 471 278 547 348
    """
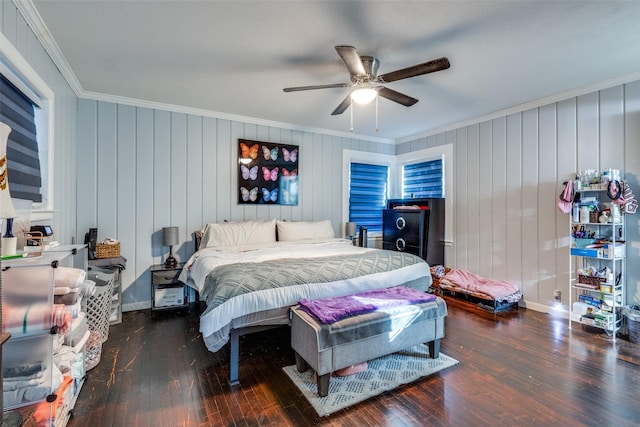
396 144 453 246
342 150 397 237
1 32 54 221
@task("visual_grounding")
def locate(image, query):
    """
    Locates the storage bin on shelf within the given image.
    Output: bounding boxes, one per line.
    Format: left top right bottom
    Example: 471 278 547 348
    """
577 274 607 288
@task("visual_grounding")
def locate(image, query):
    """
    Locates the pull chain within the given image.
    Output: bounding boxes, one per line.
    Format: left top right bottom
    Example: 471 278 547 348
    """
375 95 379 132
350 102 354 131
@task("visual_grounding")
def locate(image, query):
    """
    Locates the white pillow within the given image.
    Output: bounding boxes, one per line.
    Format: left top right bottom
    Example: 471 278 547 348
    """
276 220 335 241
200 219 276 248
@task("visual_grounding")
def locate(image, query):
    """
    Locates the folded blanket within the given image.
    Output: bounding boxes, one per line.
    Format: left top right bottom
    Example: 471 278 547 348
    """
63 316 89 347
298 285 436 324
54 267 86 288
3 363 43 380
64 301 82 319
439 269 519 299
54 286 71 296
80 280 96 299
31 375 73 426
3 364 63 408
54 288 80 305
3 303 73 335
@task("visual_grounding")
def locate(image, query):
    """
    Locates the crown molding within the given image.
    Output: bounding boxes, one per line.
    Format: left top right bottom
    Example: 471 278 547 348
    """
397 69 640 144
13 0 84 96
14 0 388 145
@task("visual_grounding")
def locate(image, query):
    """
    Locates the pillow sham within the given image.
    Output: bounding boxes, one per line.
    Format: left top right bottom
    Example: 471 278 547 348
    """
200 219 276 248
276 220 335 241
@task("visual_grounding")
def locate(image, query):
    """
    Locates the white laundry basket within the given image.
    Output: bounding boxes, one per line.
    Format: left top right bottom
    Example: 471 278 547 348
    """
84 269 115 344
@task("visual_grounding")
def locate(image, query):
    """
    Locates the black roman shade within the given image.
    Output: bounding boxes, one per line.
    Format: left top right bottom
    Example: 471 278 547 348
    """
0 73 42 203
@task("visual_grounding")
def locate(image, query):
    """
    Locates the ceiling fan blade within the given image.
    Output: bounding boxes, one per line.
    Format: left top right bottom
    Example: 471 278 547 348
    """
283 83 350 92
331 94 352 115
378 57 450 83
335 45 366 77
378 87 418 107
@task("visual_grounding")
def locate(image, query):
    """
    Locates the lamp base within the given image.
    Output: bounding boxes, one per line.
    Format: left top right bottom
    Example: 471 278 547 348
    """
164 254 178 269
1 236 17 257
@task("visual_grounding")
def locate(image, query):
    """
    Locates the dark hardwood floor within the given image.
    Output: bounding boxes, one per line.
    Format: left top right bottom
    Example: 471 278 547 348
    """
68 301 640 426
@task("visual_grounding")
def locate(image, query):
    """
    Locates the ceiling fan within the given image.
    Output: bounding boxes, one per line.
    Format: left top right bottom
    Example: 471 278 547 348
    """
283 46 450 116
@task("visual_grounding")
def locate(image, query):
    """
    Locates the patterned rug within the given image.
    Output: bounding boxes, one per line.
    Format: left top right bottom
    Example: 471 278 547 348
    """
282 344 459 416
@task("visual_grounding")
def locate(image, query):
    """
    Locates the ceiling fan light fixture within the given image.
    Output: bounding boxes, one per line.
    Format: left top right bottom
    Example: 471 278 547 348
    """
350 87 377 105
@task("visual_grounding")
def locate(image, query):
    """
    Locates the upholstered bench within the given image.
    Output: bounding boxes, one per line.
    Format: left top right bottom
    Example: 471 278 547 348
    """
290 296 447 397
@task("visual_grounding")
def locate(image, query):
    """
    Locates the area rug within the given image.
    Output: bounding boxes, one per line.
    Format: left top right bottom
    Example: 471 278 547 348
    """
282 344 459 416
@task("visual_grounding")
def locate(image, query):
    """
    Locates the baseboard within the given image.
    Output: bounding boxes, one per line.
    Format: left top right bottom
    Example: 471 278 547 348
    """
123 301 151 312
522 299 569 319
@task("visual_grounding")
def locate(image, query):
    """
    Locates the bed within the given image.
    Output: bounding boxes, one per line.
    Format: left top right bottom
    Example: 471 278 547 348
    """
429 266 522 314
178 219 438 384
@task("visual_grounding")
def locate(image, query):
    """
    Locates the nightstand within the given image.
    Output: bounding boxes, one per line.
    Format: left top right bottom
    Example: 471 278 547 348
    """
150 263 187 316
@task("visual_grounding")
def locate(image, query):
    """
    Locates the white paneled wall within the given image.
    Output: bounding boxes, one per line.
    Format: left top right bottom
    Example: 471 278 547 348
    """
398 82 640 310
1 1 78 246
5 0 640 312
75 100 393 310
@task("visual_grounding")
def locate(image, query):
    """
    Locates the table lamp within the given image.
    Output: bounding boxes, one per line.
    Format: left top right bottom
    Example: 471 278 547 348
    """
345 222 357 241
162 226 179 268
1 122 17 257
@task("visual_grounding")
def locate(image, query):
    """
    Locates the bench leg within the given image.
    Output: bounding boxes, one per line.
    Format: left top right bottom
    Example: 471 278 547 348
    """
317 373 330 397
428 338 441 359
294 352 308 373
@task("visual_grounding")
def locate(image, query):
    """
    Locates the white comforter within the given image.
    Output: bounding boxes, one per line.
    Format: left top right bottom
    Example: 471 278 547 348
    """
179 239 431 352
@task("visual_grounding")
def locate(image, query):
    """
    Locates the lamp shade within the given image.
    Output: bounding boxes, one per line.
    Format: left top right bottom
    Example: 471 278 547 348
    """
0 122 17 219
162 226 179 246
351 87 377 105
345 222 357 238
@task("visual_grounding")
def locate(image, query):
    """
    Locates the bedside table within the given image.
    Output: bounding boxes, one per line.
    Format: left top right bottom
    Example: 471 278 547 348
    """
150 263 187 316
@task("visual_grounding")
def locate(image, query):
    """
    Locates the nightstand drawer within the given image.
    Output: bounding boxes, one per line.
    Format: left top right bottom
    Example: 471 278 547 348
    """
152 270 181 285
154 286 185 307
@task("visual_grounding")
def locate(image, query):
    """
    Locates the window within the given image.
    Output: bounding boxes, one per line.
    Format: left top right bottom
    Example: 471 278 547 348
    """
402 158 443 199
1 32 53 219
348 162 389 233
0 74 42 203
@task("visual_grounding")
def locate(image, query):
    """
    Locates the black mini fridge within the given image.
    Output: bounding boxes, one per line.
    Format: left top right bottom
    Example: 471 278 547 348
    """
382 198 445 266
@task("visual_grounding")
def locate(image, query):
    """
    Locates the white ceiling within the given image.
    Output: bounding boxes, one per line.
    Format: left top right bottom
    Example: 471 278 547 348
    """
29 0 640 141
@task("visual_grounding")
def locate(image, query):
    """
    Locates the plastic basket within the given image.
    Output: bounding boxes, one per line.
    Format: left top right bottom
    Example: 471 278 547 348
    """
625 306 640 343
85 277 114 343
84 330 103 371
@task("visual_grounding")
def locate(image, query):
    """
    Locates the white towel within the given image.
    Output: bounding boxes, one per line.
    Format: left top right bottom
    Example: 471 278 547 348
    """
54 267 86 288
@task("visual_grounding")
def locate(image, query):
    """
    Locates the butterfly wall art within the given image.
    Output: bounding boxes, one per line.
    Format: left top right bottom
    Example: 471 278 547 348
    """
238 139 299 205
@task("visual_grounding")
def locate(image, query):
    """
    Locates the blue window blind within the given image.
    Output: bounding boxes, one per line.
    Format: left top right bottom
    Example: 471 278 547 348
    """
0 74 42 202
349 162 388 232
402 159 443 199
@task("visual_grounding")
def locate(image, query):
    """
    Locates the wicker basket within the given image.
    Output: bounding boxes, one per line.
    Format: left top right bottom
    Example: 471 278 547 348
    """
96 242 120 258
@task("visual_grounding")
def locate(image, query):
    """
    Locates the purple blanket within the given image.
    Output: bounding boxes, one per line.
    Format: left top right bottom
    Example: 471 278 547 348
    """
298 285 436 324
